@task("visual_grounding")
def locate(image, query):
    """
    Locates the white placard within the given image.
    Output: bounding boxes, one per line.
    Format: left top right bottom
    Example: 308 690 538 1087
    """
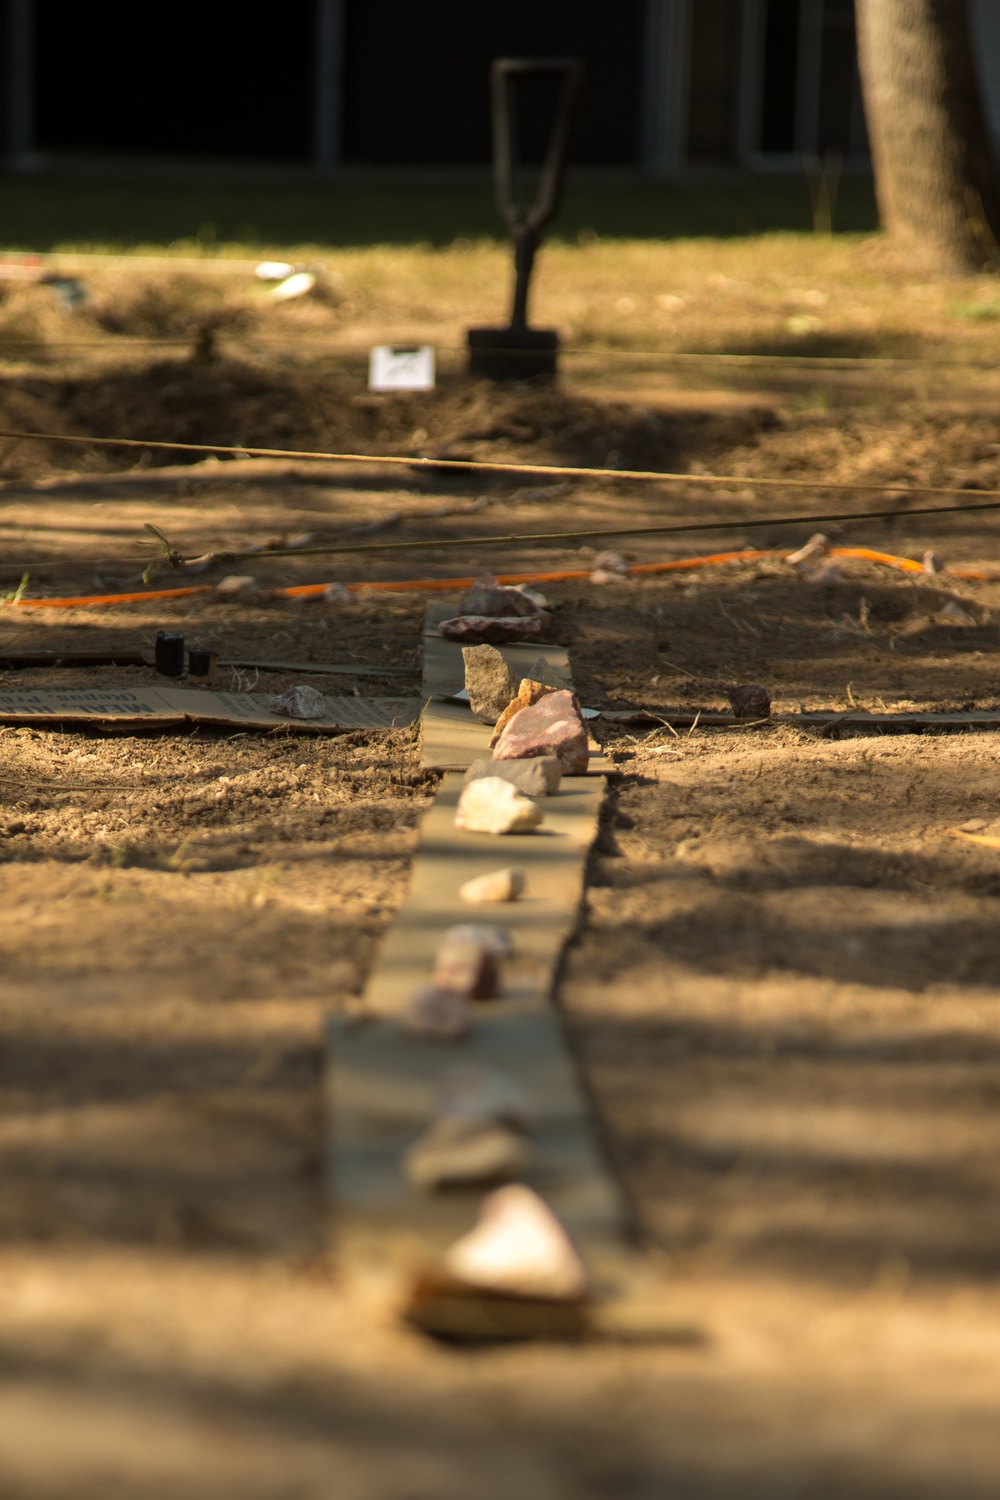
368 344 436 392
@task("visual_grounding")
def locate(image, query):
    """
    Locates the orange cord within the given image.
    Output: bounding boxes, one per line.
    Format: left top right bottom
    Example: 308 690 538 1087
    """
3 547 992 609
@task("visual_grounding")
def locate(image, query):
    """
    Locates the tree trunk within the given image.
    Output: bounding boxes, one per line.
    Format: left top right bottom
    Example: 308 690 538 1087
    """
855 0 1000 271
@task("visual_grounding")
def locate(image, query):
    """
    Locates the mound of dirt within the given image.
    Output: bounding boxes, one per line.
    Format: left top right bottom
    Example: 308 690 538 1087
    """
0 357 778 482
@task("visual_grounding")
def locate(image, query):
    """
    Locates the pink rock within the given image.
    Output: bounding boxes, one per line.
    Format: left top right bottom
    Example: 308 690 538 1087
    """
438 614 557 645
492 689 589 775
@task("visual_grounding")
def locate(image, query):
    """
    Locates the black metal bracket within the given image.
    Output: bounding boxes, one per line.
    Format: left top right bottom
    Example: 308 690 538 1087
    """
468 56 583 380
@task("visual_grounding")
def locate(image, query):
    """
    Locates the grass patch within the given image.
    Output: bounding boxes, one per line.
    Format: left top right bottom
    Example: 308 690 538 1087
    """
0 174 880 253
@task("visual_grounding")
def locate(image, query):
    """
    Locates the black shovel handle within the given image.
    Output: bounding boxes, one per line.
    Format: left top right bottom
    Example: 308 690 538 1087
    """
490 57 584 237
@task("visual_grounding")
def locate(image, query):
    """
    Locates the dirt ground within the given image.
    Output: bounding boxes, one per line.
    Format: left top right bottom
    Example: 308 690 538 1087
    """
4 247 1000 1496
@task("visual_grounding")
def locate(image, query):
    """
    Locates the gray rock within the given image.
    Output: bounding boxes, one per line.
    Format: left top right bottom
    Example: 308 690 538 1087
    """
268 684 328 719
464 756 561 797
462 644 518 725
403 986 470 1042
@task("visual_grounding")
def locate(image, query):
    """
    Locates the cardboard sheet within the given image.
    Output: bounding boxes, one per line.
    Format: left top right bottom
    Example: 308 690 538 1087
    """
326 773 658 1335
0 686 420 731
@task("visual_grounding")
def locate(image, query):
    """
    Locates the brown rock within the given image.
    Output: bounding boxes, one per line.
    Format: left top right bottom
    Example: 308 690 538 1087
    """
462 644 517 725
727 684 772 720
488 678 554 745
492 689 589 775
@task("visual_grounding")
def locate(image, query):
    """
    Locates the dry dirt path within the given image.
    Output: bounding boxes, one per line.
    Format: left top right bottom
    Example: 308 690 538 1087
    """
2 391 1000 1493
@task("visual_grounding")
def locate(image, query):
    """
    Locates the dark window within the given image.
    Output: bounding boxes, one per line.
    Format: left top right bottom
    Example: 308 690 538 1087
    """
686 0 739 162
760 0 799 152
341 0 643 164
34 1 314 159
818 0 861 153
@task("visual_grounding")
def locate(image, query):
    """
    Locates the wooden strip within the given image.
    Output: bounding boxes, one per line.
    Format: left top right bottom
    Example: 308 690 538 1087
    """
602 707 1000 730
326 773 649 1333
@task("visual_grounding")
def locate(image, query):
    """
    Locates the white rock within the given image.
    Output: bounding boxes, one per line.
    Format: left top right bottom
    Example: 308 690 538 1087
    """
464 755 561 797
785 532 829 569
444 1184 588 1301
269 270 317 302
404 1115 530 1190
215 574 258 597
268 684 328 719
459 868 526 904
455 778 543 835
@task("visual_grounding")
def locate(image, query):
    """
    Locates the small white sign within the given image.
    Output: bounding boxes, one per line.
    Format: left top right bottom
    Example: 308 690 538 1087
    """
368 344 436 392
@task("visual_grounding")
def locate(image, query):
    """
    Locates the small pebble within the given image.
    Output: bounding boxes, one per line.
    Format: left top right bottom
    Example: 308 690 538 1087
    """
455 778 544 835
444 1184 588 1301
432 934 499 1000
464 755 561 797
215 574 258 597
268 684 328 720
403 986 470 1042
404 1115 531 1190
459 867 526 904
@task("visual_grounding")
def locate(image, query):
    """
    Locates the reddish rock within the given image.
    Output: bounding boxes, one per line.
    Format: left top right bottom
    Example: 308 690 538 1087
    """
438 614 557 645
459 574 540 618
488 678 554 745
492 689 589 775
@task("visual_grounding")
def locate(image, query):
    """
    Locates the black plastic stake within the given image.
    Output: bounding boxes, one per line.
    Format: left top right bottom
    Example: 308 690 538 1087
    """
154 631 185 677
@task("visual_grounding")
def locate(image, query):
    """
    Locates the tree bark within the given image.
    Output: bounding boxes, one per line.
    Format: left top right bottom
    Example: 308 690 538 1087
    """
855 0 1000 271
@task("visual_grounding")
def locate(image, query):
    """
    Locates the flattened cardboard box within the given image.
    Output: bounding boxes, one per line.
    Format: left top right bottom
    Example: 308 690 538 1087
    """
0 686 420 731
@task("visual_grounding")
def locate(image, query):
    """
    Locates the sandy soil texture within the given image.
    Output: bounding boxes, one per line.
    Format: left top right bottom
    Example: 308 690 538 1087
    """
3 260 1000 1494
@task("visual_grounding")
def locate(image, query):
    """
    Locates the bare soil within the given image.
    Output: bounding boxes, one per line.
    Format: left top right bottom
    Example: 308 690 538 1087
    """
3 262 1000 1495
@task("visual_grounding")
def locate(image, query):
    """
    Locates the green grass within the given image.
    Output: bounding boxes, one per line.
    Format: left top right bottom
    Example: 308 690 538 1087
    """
0 174 879 253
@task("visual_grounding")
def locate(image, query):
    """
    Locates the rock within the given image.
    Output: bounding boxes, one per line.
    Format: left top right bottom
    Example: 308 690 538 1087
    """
443 1184 588 1301
488 678 555 746
439 614 557 645
442 923 514 959
403 986 470 1042
459 573 540 618
438 1063 536 1130
464 755 561 797
492 690 589 776
590 550 629 584
521 656 570 691
215 574 258 597
727 684 772 720
785 532 829 569
432 934 500 1000
459 867 526 904
804 561 843 584
455 779 543 835
323 581 350 603
404 1115 531 1190
268 684 328 719
922 550 946 575
462 644 518 724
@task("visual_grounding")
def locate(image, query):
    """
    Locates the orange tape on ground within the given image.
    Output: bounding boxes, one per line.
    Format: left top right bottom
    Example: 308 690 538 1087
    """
3 547 992 609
